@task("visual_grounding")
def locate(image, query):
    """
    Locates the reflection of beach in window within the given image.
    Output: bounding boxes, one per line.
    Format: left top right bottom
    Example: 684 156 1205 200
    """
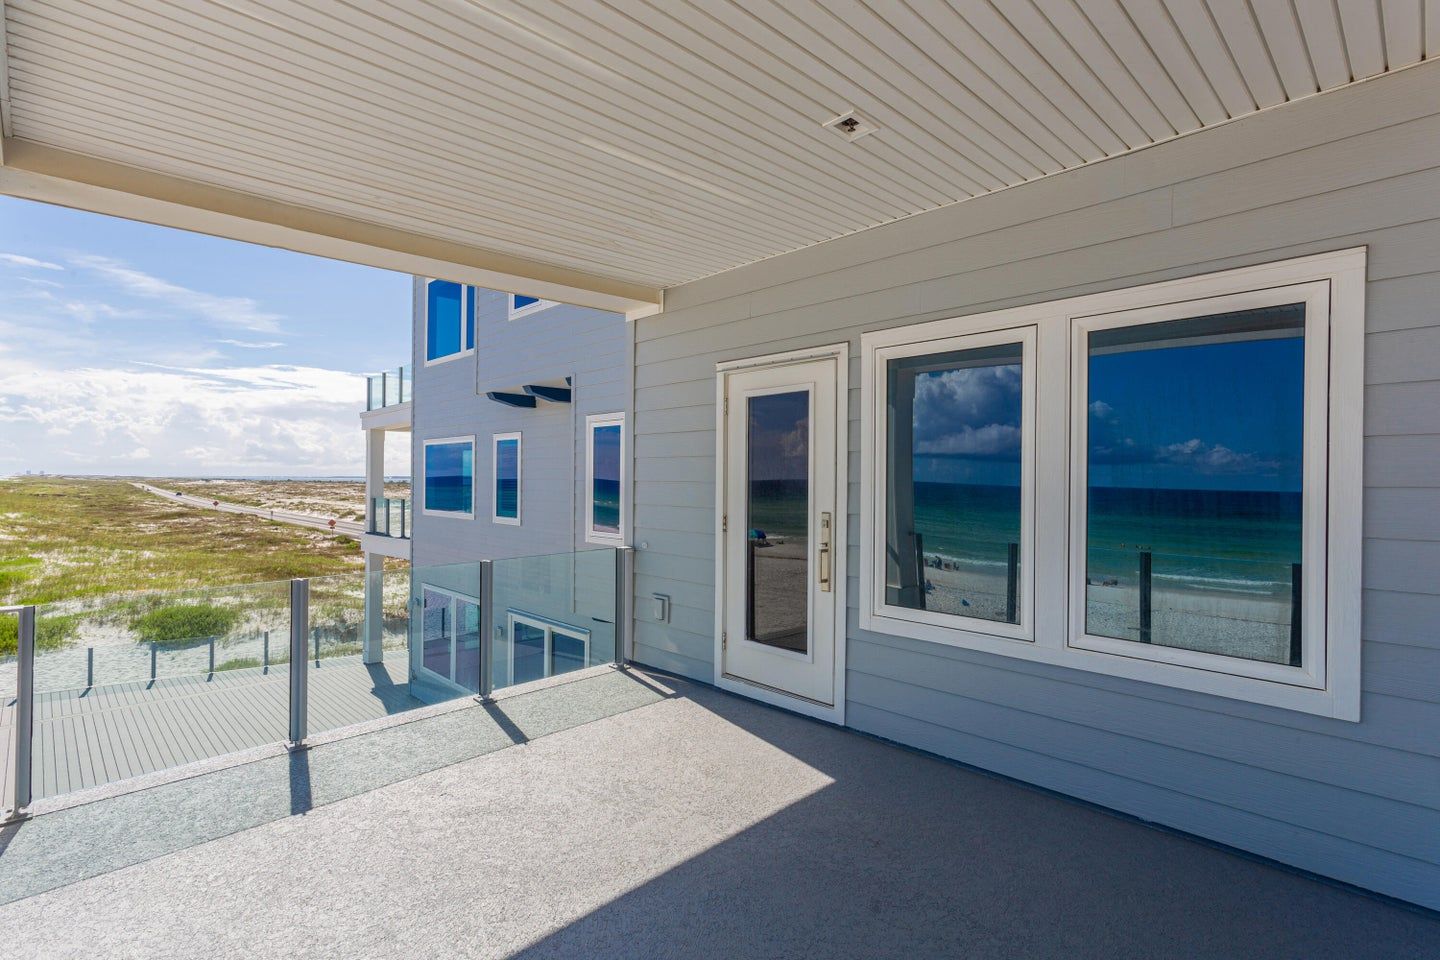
1084 304 1306 666
747 391 809 653
590 420 622 538
494 435 520 522
886 342 1024 625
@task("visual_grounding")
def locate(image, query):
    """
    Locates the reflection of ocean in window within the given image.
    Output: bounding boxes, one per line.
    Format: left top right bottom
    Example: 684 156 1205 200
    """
591 424 622 534
886 343 1024 624
495 438 519 519
424 442 472 514
1085 304 1305 665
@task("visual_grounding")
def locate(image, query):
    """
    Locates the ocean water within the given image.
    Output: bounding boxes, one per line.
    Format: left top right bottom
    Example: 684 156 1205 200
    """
592 479 621 533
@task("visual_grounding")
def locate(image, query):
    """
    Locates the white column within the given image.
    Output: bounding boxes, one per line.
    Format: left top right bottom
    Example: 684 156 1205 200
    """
363 552 384 664
364 428 385 533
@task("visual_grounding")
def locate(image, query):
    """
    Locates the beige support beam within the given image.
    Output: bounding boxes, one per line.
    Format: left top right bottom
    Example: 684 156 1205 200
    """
0 138 662 315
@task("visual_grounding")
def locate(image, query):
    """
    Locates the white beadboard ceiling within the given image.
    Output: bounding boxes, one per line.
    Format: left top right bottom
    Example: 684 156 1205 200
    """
2 0 1436 293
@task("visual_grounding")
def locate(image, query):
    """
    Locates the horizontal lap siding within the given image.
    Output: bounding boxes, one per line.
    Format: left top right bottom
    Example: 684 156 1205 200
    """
411 284 632 568
630 63 1440 908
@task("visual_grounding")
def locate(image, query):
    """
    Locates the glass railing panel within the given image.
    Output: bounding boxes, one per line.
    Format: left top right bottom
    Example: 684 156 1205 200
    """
364 365 411 410
407 562 485 702
25 580 292 801
489 548 617 695
369 497 410 538
1084 547 1301 665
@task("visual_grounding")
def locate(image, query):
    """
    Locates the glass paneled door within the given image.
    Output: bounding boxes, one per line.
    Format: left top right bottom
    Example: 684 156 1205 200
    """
418 585 481 694
719 351 844 715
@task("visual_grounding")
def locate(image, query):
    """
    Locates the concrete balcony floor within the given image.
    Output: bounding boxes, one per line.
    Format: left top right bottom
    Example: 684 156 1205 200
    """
1 668 1435 959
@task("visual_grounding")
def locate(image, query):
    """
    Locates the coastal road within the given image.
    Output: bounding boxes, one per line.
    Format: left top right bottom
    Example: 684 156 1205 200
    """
132 482 365 536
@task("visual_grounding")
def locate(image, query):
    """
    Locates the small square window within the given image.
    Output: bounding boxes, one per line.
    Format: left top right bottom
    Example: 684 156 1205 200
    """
422 437 474 517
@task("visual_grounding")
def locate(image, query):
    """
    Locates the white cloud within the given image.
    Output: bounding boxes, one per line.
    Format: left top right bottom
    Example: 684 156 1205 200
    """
1089 400 1113 418
70 255 284 332
218 339 285 349
0 361 372 475
0 253 64 271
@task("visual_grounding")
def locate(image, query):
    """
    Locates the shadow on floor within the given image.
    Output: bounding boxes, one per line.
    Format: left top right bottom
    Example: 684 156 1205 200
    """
512 678 1440 960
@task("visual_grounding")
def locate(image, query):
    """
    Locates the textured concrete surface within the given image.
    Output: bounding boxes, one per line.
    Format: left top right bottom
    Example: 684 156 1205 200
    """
2 671 1436 959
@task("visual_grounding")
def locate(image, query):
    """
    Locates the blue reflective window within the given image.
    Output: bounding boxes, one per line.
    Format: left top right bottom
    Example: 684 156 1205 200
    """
426 281 467 361
424 440 473 515
513 294 540 311
465 286 476 351
495 436 520 521
591 423 622 536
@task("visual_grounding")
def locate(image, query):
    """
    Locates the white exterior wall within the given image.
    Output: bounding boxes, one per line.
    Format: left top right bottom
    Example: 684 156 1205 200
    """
628 64 1440 909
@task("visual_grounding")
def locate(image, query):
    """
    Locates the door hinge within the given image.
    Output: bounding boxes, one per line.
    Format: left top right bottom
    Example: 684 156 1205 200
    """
722 631 728 651
723 395 729 415
722 513 728 533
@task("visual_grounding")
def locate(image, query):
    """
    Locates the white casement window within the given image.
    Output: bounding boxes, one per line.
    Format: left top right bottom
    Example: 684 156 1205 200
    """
508 293 556 321
492 432 522 525
422 437 475 518
504 612 590 687
585 413 626 546
424 280 475 365
860 249 1364 719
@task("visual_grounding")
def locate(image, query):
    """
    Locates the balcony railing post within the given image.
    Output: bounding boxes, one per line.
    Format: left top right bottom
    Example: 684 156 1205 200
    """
4 605 36 822
614 547 634 665
477 560 494 700
380 370 388 409
1138 550 1153 645
288 579 309 749
397 365 406 405
263 630 270 672
86 646 94 689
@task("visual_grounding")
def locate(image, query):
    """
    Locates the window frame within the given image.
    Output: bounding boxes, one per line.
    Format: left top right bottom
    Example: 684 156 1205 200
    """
423 280 475 366
1067 282 1332 691
866 325 1037 644
420 436 475 519
858 248 1365 720
492 432 523 525
584 412 627 546
415 582 482 693
504 611 591 688
508 293 557 321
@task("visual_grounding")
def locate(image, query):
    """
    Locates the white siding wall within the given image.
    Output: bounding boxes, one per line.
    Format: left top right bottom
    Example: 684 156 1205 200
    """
629 63 1440 908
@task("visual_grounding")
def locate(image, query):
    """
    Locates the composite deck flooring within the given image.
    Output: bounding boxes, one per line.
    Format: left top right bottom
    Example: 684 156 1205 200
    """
2 654 422 803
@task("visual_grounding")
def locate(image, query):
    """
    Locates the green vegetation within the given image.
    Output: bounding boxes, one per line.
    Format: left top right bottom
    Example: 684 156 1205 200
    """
130 603 240 645
0 476 366 607
0 613 78 656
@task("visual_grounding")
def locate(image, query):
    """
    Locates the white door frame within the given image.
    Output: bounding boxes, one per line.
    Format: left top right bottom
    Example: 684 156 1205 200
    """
713 343 848 725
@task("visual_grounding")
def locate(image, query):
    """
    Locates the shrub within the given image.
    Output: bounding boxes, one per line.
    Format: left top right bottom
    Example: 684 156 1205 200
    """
131 603 239 645
0 614 77 656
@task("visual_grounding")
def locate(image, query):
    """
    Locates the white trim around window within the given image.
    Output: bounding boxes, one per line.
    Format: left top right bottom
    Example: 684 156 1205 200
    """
492 432 522 525
584 412 626 546
421 436 475 518
859 248 1365 720
504 611 591 687
508 293 557 321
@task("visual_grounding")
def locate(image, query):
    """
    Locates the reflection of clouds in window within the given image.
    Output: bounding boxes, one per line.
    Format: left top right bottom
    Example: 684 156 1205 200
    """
748 392 809 481
912 365 1021 459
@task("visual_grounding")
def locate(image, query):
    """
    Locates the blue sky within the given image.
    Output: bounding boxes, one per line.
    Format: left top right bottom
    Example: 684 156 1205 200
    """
0 196 412 477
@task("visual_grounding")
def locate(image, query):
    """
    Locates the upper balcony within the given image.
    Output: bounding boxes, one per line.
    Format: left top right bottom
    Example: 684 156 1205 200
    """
361 364 411 431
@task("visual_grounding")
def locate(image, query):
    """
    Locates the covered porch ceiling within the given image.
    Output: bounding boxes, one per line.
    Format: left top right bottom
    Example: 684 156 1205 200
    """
0 1 1434 315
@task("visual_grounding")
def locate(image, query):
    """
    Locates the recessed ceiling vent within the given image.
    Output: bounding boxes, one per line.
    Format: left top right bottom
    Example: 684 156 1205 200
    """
823 110 878 142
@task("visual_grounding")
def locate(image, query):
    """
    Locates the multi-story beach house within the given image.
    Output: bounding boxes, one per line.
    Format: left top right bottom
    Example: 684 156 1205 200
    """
361 282 631 702
5 7 1440 944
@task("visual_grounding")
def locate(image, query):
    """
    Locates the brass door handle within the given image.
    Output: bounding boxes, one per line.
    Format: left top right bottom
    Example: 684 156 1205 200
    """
818 512 832 592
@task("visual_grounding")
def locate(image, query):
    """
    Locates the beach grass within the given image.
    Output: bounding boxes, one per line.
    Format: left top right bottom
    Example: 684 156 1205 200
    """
0 476 370 653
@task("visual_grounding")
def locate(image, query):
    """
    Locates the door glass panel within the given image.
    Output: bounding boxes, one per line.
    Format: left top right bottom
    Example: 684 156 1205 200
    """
512 620 546 685
1085 304 1306 665
421 588 452 678
551 630 586 676
746 390 810 653
886 342 1024 623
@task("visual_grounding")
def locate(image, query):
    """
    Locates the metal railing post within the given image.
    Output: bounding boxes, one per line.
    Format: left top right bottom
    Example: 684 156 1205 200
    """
262 630 270 672
397 365 406 404
208 637 216 678
86 646 94 689
4 605 36 822
614 547 634 665
150 642 158 683
1138 550 1153 645
380 370 388 409
477 561 494 700
288 579 309 749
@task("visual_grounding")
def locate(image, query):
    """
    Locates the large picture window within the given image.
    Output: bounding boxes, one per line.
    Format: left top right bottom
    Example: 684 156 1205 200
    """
860 250 1364 719
585 413 625 545
875 327 1035 641
493 433 522 524
422 438 474 517
425 280 475 364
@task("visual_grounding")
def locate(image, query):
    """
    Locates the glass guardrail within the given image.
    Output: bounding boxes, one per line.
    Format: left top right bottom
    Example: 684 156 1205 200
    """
365 364 410 411
369 496 409 538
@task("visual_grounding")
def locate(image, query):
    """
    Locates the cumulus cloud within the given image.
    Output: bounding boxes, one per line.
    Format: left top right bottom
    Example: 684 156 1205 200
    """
0 253 64 271
1088 400 1281 476
912 364 1022 460
70 255 284 332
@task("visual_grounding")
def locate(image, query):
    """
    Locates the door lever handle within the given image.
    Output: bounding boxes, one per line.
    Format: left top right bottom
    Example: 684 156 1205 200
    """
818 512 832 592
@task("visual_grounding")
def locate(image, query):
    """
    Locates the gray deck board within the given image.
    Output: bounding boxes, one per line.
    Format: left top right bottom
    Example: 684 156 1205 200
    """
2 655 422 805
